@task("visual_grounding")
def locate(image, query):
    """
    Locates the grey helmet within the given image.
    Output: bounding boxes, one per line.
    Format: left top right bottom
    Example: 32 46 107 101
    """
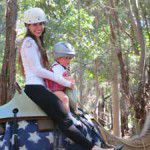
53 42 75 59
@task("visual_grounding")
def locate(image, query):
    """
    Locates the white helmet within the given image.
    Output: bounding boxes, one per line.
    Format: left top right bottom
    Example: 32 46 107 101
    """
24 7 47 24
53 42 76 59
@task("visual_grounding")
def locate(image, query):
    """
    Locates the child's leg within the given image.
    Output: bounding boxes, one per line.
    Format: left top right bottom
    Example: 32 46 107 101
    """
54 91 81 126
54 91 70 112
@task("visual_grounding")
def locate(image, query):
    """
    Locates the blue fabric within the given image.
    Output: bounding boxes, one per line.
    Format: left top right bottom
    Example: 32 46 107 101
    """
0 113 104 150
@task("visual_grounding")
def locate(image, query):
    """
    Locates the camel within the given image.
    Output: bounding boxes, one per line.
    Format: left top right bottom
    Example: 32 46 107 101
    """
0 89 150 150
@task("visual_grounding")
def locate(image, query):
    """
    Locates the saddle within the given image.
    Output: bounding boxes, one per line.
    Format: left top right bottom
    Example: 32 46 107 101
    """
0 84 80 132
0 90 55 131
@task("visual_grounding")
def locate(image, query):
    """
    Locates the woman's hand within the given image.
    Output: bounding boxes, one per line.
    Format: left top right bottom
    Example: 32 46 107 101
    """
65 76 75 89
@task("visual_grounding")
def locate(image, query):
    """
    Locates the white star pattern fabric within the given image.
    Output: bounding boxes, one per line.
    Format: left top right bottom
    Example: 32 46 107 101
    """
0 111 105 150
28 132 41 143
46 133 54 144
5 122 10 129
4 146 9 150
0 140 3 147
11 135 15 145
86 132 93 142
19 145 27 150
18 121 29 130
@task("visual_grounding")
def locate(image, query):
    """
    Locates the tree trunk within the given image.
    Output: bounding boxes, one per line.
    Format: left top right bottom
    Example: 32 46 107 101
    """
131 0 146 81
108 0 128 137
94 58 101 120
77 0 84 108
111 46 121 137
127 0 147 130
109 11 121 136
139 2 150 46
0 0 17 105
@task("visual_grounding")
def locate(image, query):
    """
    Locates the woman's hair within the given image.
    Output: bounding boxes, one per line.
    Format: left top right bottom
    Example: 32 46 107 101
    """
19 25 49 76
25 27 49 67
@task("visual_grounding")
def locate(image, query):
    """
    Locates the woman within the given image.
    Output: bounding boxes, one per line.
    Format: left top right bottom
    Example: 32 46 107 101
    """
20 7 118 150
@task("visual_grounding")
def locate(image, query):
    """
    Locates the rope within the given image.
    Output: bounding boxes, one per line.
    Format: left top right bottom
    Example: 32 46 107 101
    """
141 139 146 150
12 108 19 150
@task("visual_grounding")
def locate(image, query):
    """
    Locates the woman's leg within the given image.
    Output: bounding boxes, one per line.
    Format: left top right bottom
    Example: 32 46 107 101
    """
24 85 94 150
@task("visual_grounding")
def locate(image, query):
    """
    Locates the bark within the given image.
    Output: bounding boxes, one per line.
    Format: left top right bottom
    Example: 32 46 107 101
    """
109 0 131 137
111 46 121 137
127 0 147 130
121 98 129 137
148 58 150 86
77 0 84 107
127 0 146 81
78 60 84 107
139 2 150 46
129 26 139 55
131 0 146 82
109 0 131 103
0 0 17 105
92 10 102 120
108 5 121 136
93 58 102 120
99 91 105 124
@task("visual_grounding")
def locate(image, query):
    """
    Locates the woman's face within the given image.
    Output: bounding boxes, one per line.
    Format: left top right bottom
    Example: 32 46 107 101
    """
27 22 45 37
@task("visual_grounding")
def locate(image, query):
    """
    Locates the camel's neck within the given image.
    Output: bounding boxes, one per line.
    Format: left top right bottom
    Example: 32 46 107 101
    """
140 111 150 137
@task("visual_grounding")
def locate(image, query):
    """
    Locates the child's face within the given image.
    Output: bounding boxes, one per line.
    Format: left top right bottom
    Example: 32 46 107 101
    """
57 56 73 67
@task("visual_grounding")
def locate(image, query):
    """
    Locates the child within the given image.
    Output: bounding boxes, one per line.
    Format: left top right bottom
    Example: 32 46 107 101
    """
45 42 79 124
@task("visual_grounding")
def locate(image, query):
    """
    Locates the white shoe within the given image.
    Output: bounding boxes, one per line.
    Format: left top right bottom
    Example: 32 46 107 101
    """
92 145 103 150
92 145 114 150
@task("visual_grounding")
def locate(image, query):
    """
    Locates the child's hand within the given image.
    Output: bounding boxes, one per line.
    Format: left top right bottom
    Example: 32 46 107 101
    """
65 76 74 82
70 82 75 89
